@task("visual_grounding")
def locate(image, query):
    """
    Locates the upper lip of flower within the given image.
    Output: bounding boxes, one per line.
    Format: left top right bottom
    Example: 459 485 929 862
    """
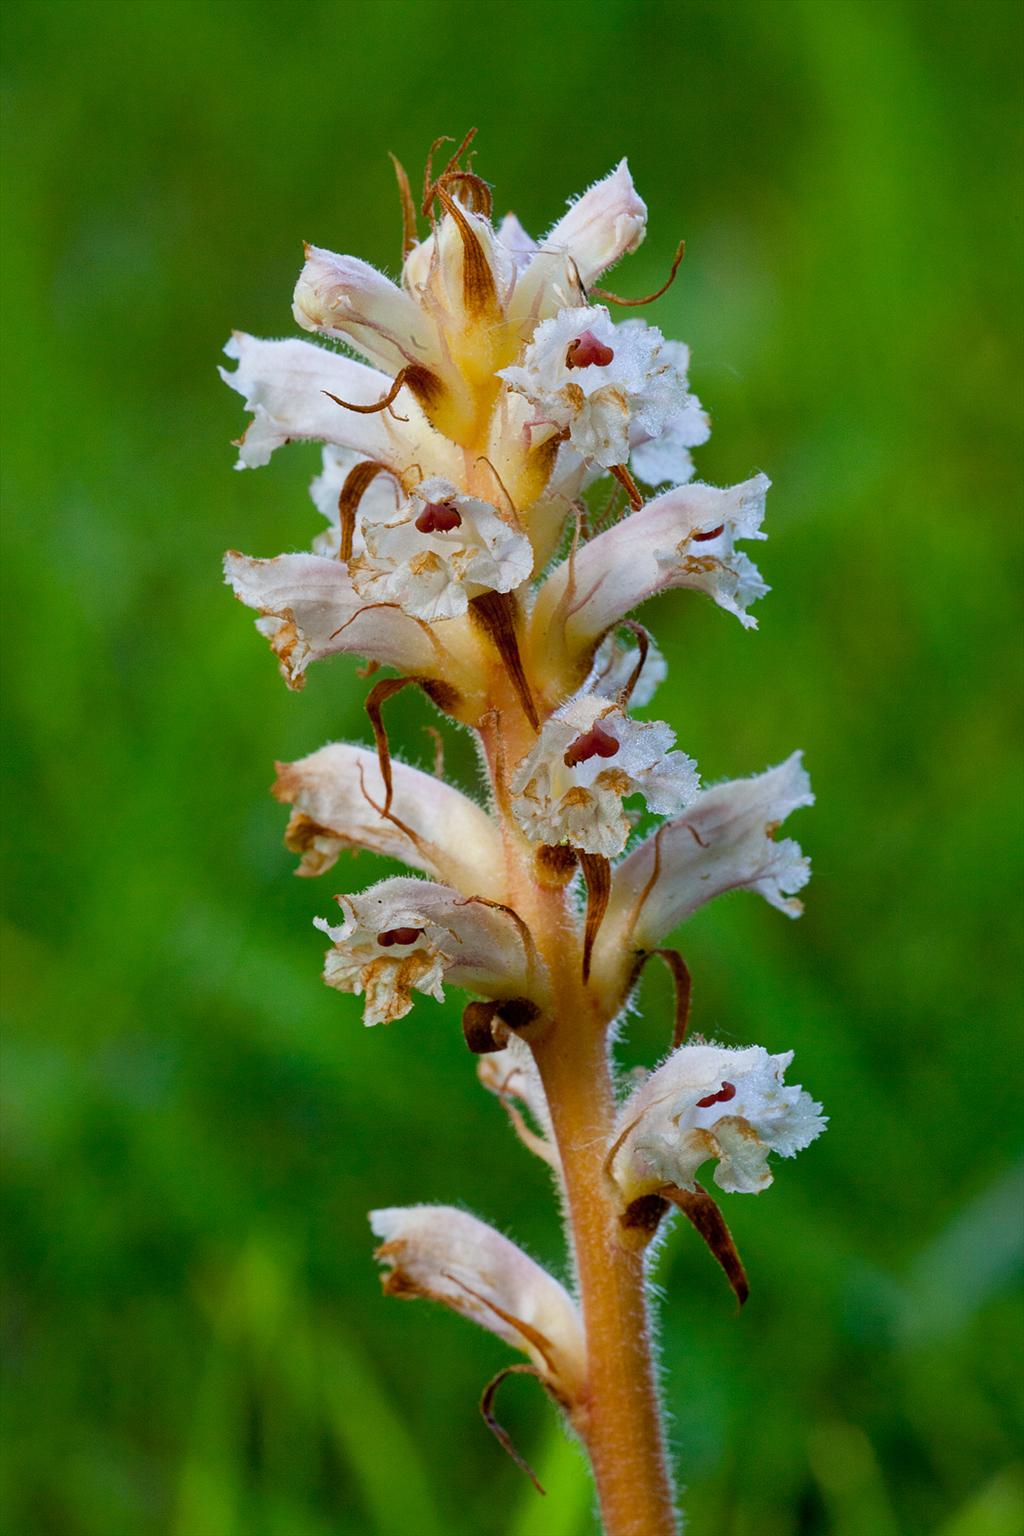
293 244 445 376
588 752 814 998
272 741 506 895
532 158 648 289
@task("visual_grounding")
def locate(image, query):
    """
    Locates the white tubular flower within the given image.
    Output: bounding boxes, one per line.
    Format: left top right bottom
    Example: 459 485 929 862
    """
348 476 534 623
611 1042 826 1199
500 306 692 470
540 158 647 289
223 551 460 690
315 876 545 1026
529 474 769 694
510 693 699 857
293 244 444 378
504 159 646 337
629 337 711 487
371 1206 586 1405
594 755 813 986
220 333 456 478
272 743 505 895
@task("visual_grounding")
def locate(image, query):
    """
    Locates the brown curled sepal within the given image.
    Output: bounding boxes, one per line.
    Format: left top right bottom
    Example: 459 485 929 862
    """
579 851 611 983
364 676 420 814
663 1182 749 1307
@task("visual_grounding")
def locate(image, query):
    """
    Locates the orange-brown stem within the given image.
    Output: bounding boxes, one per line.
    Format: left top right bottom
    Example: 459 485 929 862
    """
479 680 679 1536
533 1023 679 1536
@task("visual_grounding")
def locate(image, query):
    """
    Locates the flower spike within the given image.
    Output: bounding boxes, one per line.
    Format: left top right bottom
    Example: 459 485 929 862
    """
223 139 823 1530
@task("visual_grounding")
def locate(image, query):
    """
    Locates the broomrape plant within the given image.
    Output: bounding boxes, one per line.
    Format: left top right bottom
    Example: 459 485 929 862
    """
222 131 825 1536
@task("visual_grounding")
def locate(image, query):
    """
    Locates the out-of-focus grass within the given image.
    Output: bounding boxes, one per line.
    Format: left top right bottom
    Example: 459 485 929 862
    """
2 1 1022 1532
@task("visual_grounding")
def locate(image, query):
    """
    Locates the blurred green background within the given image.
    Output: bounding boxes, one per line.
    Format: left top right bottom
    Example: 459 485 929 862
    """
3 0 1022 1532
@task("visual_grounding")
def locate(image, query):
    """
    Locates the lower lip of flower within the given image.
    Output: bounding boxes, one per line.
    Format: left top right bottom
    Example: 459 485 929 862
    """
416 502 463 533
563 723 621 768
377 927 425 947
566 331 615 369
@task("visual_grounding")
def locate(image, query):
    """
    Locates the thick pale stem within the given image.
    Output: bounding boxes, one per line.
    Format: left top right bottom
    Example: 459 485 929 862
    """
480 676 679 1536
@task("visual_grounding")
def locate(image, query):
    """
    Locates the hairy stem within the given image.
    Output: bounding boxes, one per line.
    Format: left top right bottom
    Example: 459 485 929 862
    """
533 1016 678 1536
481 675 679 1536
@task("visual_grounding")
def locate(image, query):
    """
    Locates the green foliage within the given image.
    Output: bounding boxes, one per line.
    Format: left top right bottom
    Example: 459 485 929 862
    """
2 0 1022 1531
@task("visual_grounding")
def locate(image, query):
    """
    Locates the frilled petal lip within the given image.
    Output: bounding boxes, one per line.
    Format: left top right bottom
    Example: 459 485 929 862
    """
273 741 506 896
509 694 700 858
315 875 550 1025
610 1041 826 1200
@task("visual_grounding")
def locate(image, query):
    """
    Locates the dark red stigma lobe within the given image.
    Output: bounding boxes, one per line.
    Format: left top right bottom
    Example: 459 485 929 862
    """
565 330 615 369
696 1081 737 1109
563 722 621 768
415 501 462 534
376 926 424 947
692 524 725 543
